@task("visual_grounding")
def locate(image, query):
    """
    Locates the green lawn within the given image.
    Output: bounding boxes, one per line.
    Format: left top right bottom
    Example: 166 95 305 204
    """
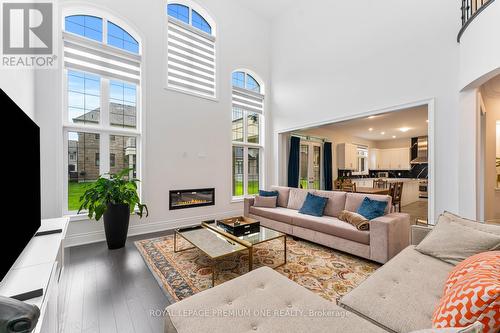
68 181 95 211
299 179 320 189
233 181 259 196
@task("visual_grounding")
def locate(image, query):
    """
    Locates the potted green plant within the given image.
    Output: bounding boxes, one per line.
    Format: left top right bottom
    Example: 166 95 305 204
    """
78 168 148 249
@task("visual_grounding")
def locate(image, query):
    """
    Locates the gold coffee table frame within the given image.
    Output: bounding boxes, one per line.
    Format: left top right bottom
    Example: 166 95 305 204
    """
202 222 287 271
174 222 287 287
174 226 251 287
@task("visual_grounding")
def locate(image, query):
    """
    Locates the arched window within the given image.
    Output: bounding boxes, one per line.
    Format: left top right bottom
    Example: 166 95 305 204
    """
232 71 261 93
65 15 102 42
231 70 265 198
166 2 216 98
62 12 142 213
64 15 139 54
167 4 212 34
107 21 139 54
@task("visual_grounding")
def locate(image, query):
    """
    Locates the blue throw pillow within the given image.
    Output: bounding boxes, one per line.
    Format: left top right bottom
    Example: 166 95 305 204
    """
357 197 388 220
299 193 329 217
259 190 279 198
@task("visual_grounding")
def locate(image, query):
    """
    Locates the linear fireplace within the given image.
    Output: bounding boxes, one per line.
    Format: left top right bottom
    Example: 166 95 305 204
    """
169 188 215 210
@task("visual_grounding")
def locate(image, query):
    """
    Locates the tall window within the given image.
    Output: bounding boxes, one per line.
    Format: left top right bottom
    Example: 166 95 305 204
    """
231 71 264 198
354 146 369 175
63 13 142 213
166 2 216 98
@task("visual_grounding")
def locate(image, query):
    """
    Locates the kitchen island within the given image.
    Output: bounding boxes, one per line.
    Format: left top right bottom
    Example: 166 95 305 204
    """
349 178 423 206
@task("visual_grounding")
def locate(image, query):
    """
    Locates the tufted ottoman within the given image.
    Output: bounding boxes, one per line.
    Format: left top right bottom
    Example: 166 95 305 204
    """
164 266 386 333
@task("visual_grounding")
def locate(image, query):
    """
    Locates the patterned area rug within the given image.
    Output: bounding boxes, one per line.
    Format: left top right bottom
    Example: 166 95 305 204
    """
135 234 380 303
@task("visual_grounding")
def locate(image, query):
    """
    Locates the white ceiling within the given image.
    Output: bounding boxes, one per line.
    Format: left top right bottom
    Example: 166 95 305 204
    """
299 105 429 141
233 0 295 20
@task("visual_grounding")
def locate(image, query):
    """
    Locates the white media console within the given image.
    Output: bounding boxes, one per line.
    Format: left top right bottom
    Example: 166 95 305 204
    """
0 217 69 333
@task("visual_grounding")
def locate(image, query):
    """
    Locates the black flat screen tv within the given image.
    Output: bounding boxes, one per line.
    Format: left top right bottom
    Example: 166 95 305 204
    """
0 89 41 281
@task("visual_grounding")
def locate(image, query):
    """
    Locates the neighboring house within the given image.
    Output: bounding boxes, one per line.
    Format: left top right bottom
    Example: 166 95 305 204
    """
70 103 137 182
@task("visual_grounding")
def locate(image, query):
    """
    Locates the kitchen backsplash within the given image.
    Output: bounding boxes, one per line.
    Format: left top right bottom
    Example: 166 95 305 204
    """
338 164 428 179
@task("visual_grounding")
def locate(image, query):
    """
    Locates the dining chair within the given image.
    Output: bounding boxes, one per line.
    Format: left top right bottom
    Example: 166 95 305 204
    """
342 183 357 193
389 182 404 212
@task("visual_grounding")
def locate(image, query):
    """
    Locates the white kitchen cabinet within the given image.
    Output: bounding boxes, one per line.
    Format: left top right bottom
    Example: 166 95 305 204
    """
337 143 358 170
396 148 411 170
371 148 410 170
370 149 381 170
379 150 392 169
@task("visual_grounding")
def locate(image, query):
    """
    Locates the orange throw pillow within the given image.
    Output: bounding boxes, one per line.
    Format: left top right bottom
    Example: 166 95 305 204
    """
432 252 500 333
444 252 500 294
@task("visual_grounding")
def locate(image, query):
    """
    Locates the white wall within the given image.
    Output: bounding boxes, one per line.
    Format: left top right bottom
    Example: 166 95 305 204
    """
0 69 35 120
459 0 500 90
458 89 479 219
269 0 460 222
36 0 271 244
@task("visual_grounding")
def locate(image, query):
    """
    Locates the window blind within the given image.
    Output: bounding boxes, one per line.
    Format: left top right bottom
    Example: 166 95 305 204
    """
232 86 264 114
167 17 216 98
63 32 141 84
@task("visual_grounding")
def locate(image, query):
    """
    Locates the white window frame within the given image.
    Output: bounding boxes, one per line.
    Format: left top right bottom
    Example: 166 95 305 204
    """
61 12 143 215
165 1 217 101
231 70 265 200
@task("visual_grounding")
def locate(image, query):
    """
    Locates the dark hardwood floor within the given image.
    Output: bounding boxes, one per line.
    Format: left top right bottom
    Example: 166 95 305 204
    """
61 231 172 333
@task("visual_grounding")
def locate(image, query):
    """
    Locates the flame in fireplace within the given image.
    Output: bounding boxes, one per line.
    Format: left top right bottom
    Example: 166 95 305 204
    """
176 199 211 206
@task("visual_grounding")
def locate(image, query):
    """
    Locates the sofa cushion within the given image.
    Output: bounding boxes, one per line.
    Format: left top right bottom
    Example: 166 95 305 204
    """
259 189 279 197
443 211 500 236
254 195 277 208
415 214 500 265
357 197 388 220
165 266 386 333
270 185 291 208
287 188 313 210
344 193 392 215
298 193 329 217
292 214 370 245
249 206 301 224
340 246 454 333
314 190 347 218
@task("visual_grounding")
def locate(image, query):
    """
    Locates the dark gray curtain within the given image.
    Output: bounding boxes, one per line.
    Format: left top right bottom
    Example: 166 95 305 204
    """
287 136 300 188
323 142 333 190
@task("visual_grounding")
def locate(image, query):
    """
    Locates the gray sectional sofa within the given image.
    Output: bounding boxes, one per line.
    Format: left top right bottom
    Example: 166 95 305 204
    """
244 186 410 264
163 226 471 333
164 210 500 332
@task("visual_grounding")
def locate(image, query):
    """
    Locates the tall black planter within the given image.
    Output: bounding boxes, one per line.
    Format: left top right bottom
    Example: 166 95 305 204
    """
103 203 130 249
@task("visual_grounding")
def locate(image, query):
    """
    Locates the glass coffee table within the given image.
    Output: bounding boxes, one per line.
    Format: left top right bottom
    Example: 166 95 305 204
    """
174 226 250 287
174 221 287 287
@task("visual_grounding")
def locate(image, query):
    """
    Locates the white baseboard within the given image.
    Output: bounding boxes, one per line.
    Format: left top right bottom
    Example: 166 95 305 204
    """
63 209 242 248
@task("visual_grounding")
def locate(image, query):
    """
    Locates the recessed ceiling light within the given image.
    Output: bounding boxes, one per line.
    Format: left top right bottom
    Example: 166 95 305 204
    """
399 127 410 132
368 116 376 119
392 135 396 139
368 128 373 131
426 119 429 123
380 132 385 135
